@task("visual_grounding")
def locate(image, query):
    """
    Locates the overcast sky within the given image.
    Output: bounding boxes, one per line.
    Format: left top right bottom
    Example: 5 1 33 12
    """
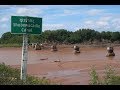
0 5 120 37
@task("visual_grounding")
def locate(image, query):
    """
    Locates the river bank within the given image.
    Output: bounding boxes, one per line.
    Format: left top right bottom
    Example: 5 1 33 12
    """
0 43 120 48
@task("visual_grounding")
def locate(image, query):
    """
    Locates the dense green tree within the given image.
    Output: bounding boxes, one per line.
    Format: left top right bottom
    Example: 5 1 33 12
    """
0 32 22 44
0 29 120 45
101 31 112 41
111 32 120 42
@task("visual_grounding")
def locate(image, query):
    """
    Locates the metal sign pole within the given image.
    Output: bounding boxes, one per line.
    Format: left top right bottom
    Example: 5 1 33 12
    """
21 34 28 80
11 16 42 81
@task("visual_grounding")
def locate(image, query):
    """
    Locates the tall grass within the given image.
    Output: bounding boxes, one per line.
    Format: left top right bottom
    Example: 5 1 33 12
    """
0 63 52 85
89 65 120 85
89 65 101 85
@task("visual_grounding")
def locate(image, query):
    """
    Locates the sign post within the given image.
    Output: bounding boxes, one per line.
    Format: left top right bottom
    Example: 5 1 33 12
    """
11 16 42 80
21 34 28 80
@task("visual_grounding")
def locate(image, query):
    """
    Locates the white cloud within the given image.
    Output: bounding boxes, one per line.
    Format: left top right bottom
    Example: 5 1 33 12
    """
84 20 94 25
83 20 95 27
96 21 109 26
43 15 55 21
52 9 81 17
17 8 28 14
111 18 120 24
84 16 111 28
63 10 80 15
87 9 104 16
94 16 111 28
16 7 42 16
111 18 120 30
43 24 65 30
46 5 87 10
0 17 9 22
83 17 110 30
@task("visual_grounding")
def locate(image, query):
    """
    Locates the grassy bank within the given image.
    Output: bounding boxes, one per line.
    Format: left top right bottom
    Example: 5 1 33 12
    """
0 63 52 85
0 44 22 48
89 65 120 85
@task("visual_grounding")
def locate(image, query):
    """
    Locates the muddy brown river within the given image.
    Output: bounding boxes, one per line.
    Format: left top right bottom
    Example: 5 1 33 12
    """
0 46 120 85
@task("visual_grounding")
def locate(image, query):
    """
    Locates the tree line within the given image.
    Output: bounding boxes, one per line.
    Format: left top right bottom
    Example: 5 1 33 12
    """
0 29 120 44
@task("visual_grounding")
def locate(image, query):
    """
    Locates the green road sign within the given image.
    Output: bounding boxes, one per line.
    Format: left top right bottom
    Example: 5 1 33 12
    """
11 16 42 34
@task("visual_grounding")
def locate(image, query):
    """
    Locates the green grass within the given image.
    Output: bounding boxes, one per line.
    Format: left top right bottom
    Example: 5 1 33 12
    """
0 63 52 85
89 65 120 85
89 65 101 85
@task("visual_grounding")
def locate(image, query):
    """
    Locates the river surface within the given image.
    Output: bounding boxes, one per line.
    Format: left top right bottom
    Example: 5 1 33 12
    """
0 47 119 65
0 46 120 85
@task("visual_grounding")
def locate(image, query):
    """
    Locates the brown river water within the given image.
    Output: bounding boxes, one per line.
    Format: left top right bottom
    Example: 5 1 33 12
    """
0 46 120 85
